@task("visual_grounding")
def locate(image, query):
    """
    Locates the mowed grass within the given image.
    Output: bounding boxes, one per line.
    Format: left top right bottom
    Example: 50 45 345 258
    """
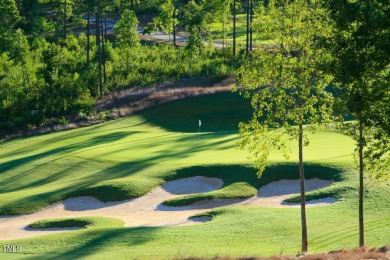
28 217 124 229
0 92 389 259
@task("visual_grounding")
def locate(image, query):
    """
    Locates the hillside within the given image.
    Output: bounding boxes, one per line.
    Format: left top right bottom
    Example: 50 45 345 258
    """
0 92 389 259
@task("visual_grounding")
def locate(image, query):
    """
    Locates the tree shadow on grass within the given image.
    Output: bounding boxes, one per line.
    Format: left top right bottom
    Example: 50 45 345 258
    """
0 131 136 176
0 132 238 214
0 120 149 160
22 226 161 260
0 130 346 215
165 163 344 187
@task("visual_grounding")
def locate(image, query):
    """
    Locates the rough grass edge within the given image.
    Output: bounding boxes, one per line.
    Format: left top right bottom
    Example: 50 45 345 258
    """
180 245 390 260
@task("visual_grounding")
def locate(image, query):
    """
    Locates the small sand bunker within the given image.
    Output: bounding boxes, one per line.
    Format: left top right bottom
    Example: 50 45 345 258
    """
0 177 336 240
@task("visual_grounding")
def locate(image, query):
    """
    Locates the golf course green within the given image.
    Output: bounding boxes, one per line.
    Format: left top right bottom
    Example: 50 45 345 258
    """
0 92 389 259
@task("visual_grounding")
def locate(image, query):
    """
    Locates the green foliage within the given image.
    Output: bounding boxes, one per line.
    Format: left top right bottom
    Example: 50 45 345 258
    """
339 122 389 180
32 17 56 37
327 0 390 179
0 0 20 53
114 9 139 48
110 44 231 89
235 0 334 175
114 0 159 14
145 0 178 39
185 27 204 56
0 0 238 133
181 0 205 32
203 0 232 45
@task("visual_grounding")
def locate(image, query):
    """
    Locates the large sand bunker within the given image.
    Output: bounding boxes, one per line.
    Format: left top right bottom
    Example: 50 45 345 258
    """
0 177 336 240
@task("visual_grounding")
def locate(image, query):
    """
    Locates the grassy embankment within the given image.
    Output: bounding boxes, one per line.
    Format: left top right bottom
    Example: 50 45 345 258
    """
0 92 389 259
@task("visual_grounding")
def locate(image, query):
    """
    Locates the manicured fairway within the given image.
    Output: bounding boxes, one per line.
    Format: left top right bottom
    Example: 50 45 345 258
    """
0 92 389 259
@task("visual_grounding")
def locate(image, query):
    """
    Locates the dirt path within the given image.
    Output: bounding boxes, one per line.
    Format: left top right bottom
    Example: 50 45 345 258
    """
94 77 234 113
0 177 336 240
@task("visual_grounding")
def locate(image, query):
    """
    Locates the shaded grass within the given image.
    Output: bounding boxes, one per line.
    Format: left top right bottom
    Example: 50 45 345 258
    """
0 92 354 215
141 91 253 133
28 217 124 229
1 198 390 259
1 92 388 259
285 185 354 203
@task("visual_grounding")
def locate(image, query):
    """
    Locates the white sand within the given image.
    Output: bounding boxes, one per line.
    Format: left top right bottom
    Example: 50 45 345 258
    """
0 176 336 240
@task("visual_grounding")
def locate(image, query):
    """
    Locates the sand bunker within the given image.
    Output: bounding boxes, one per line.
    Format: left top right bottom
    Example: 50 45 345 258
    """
0 177 336 240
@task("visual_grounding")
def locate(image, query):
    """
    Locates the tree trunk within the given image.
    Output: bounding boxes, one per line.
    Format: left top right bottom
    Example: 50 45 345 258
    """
233 0 236 56
246 0 249 55
358 120 365 247
63 0 67 39
250 0 253 51
87 10 90 65
101 16 107 84
173 5 176 47
97 0 103 97
126 49 129 74
105 16 107 39
299 123 308 254
223 18 226 48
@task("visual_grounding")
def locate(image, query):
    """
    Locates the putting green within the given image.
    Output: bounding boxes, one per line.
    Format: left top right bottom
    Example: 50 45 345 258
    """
0 92 388 259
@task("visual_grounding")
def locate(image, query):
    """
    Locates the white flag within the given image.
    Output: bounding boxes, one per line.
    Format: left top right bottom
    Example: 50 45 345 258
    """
199 120 202 127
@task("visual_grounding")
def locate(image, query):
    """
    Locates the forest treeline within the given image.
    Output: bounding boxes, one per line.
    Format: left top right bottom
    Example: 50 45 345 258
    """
0 0 388 139
0 0 245 133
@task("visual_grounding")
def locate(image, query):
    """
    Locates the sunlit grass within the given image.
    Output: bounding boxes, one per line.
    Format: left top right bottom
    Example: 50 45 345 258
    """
0 92 388 259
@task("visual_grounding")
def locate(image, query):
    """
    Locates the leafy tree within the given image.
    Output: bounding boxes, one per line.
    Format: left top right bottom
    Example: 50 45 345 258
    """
0 0 20 54
327 0 390 247
32 17 56 37
235 0 333 253
83 0 96 65
38 41 90 114
203 0 233 48
114 0 140 10
54 0 74 39
145 0 178 43
114 9 140 74
19 0 39 18
114 9 139 48
13 29 33 90
181 0 205 39
184 27 204 75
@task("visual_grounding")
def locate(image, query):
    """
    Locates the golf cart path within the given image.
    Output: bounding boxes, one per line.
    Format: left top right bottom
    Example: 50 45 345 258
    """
0 177 336 240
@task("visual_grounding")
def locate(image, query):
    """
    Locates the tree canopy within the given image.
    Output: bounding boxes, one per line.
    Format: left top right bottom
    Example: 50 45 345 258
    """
235 0 334 253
